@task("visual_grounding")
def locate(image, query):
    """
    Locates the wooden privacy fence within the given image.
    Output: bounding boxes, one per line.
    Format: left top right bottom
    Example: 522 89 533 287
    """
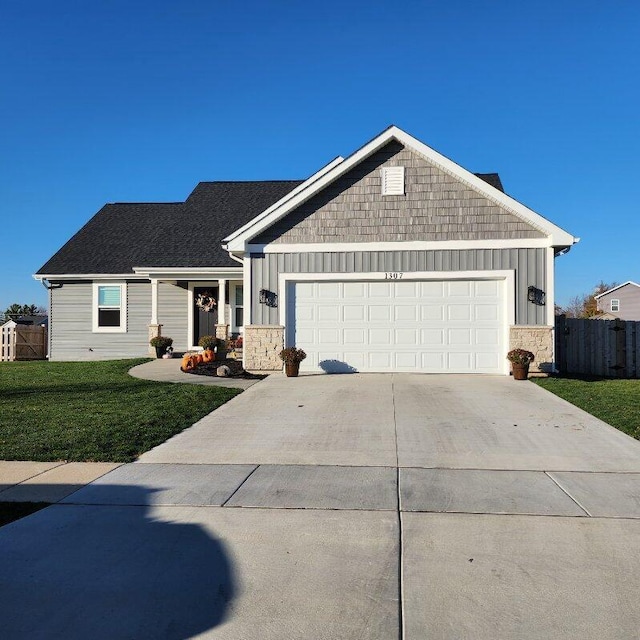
1 325 48 362
555 315 640 378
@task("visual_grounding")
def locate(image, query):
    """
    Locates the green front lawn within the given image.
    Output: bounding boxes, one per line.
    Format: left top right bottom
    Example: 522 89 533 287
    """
0 359 241 462
533 376 640 440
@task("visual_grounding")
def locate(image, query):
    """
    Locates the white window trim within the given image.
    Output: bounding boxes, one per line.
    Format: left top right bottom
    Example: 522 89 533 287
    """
92 282 127 333
230 281 244 334
611 299 620 312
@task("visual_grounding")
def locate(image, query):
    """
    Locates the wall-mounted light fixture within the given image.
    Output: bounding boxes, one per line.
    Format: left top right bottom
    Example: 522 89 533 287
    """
527 286 546 306
259 289 278 308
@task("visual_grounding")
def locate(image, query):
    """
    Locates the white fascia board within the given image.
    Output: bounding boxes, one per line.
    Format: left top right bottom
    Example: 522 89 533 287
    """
250 238 552 254
133 266 242 280
225 125 577 253
594 281 640 299
34 273 149 281
223 156 344 249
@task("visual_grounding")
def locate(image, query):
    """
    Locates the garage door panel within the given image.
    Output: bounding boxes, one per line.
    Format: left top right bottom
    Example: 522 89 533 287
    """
448 304 472 321
395 282 418 297
395 305 417 321
448 281 472 296
344 328 366 344
369 329 392 346
395 329 417 345
395 352 417 368
420 305 445 321
421 352 446 370
421 329 445 346
343 305 365 321
318 282 341 298
318 328 340 344
369 306 391 322
318 305 340 321
448 329 472 345
420 281 445 297
475 304 499 321
369 352 392 368
369 282 392 297
292 279 504 374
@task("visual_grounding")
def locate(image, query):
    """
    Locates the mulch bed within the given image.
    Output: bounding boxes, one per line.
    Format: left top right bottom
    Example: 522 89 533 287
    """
181 358 267 380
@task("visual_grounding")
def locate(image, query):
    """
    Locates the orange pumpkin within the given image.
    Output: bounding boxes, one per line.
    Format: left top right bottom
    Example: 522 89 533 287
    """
193 354 204 366
202 349 215 363
181 355 193 371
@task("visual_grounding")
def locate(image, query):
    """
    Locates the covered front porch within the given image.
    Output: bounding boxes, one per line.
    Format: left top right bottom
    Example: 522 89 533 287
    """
134 267 245 353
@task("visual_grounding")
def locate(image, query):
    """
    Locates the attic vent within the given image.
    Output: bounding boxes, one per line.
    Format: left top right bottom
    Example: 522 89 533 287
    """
381 166 405 195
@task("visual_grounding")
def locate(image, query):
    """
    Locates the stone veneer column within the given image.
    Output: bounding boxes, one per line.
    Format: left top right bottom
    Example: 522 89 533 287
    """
243 325 284 372
215 324 229 341
509 326 554 375
147 324 163 356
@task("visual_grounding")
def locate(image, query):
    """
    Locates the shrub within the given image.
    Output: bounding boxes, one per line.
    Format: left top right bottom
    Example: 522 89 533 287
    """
279 347 307 364
198 335 218 351
149 336 173 349
507 348 535 365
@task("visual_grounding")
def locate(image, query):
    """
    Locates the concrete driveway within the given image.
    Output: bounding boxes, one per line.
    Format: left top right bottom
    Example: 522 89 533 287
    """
2 374 640 639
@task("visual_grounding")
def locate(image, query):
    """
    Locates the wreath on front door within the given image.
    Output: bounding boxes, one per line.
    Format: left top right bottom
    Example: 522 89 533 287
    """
195 291 217 312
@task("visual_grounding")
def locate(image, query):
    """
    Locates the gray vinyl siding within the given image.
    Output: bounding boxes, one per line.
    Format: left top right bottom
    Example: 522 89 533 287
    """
50 281 151 360
251 248 547 326
157 282 189 351
254 142 545 245
597 286 640 321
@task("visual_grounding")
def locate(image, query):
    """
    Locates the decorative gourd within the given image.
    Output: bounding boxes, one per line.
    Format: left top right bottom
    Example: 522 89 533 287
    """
202 349 215 363
180 355 193 372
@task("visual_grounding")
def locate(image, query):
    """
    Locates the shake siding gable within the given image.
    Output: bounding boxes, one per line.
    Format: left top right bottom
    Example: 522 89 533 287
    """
253 141 546 245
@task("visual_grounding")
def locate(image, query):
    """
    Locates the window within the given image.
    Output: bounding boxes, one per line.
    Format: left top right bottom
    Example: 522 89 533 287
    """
93 283 127 332
234 285 244 328
611 299 620 312
381 166 405 195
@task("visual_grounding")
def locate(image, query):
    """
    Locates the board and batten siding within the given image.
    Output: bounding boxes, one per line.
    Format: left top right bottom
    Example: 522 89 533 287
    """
50 281 152 360
157 282 189 351
250 248 547 326
253 141 546 245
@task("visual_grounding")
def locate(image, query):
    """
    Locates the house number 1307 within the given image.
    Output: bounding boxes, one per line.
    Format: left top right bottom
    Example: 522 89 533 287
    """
385 272 404 279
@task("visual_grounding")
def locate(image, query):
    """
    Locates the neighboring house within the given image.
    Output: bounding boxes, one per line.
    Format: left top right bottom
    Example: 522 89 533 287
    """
1 315 48 329
594 281 640 321
35 126 577 374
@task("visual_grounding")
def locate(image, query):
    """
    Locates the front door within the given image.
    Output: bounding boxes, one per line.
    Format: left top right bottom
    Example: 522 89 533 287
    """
193 286 219 345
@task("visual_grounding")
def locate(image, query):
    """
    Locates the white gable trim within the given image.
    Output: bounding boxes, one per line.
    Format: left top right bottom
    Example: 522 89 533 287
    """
594 281 640 299
248 238 552 254
224 126 577 252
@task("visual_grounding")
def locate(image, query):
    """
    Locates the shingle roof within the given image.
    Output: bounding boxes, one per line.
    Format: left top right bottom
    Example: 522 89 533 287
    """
37 172 505 275
474 173 504 192
37 181 303 274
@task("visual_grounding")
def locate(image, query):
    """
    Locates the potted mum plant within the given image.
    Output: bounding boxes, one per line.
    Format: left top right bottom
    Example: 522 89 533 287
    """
507 348 535 380
279 347 307 377
150 335 173 359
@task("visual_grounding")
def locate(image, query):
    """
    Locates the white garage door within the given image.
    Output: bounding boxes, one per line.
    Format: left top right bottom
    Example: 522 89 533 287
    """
289 279 505 374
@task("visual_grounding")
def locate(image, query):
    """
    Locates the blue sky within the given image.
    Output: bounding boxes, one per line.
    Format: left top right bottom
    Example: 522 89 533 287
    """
1 0 638 312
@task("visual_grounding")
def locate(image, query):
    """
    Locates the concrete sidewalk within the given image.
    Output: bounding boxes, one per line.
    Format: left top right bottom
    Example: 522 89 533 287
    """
1 375 640 639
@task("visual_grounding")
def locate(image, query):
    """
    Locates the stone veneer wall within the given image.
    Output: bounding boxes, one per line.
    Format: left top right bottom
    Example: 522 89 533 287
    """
510 326 554 375
244 325 284 372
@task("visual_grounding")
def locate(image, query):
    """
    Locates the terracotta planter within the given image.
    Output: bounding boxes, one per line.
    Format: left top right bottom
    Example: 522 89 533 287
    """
512 363 529 380
285 362 300 377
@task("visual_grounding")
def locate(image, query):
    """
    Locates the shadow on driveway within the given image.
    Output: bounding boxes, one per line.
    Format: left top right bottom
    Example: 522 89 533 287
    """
0 485 236 640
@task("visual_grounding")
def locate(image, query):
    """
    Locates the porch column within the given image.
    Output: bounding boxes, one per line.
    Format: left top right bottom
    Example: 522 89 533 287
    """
148 279 162 355
216 278 229 340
